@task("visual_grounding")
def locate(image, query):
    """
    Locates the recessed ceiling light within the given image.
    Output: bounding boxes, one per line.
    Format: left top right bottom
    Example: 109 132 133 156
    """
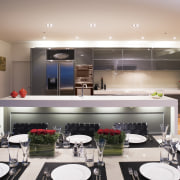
141 36 145 40
89 23 96 28
132 24 139 28
173 36 176 40
47 23 53 28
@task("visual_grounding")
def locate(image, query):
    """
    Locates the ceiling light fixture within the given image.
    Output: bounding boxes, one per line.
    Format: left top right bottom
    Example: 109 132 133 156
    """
132 24 139 28
173 36 176 40
141 36 144 40
89 23 96 28
47 23 53 28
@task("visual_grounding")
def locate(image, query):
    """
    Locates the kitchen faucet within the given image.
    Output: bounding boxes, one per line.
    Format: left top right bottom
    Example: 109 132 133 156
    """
81 83 87 96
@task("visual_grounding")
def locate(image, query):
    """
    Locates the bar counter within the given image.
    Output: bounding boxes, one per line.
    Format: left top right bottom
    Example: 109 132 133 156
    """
0 95 178 134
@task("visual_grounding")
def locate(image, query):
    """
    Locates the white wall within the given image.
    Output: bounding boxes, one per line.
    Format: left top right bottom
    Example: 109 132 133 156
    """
0 40 12 98
94 70 180 89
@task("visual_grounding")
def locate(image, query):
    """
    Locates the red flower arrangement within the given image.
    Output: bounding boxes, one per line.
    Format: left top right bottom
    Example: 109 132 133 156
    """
29 129 58 144
95 128 125 144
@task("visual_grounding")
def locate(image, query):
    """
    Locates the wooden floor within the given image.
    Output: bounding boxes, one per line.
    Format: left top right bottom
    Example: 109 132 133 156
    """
178 114 180 134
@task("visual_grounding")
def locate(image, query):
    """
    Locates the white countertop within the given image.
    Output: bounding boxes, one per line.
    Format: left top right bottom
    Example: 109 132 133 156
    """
94 88 180 95
0 95 177 107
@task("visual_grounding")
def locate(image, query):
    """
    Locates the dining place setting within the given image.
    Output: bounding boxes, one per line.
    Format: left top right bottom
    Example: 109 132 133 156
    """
0 133 30 180
35 132 107 180
119 123 180 180
1 122 180 180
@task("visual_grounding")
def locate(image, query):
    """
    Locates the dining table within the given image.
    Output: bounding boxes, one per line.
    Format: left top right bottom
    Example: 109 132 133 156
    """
0 135 178 180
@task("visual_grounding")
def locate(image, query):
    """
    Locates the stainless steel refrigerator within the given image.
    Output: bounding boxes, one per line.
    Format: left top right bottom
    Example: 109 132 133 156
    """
46 62 74 95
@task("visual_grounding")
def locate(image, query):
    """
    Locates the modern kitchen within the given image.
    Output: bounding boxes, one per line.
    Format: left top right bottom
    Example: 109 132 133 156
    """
1 0 180 180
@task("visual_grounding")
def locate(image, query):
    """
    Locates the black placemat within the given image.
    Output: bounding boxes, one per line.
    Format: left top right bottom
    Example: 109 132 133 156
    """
0 162 30 180
119 161 159 180
129 135 159 148
36 162 107 180
119 161 180 180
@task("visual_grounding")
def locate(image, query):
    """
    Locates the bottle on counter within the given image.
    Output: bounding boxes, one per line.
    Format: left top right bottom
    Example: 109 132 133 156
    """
104 84 106 90
73 142 78 157
101 77 103 89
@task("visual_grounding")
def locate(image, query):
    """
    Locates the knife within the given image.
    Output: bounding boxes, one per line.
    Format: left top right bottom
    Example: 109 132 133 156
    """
11 167 22 180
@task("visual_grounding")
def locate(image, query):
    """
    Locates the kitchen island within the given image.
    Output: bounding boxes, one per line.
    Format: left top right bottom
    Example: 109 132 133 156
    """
0 95 178 134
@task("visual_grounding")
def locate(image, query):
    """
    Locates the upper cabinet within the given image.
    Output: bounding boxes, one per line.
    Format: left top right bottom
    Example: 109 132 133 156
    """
152 48 180 70
75 48 93 65
93 48 180 71
93 48 123 70
122 48 152 70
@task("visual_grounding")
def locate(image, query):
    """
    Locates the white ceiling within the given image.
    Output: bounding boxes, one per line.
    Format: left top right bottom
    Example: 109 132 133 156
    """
0 0 180 43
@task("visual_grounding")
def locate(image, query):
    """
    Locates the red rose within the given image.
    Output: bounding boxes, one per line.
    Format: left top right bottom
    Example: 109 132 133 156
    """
110 129 115 136
103 129 110 135
30 129 37 134
97 129 104 134
46 130 54 135
114 129 121 135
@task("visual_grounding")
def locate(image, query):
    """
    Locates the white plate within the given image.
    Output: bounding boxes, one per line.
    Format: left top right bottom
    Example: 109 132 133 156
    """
51 164 91 180
176 143 180 151
8 134 28 143
0 163 9 178
139 162 180 180
67 135 92 144
128 134 147 143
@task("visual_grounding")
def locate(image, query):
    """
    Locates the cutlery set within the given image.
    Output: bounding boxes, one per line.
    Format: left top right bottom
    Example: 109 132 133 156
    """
128 167 140 180
7 167 22 180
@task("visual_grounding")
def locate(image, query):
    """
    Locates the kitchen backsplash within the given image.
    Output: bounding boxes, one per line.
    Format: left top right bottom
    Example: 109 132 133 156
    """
94 70 180 89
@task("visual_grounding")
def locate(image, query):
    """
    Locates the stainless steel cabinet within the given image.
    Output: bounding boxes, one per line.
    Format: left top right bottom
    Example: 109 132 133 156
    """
93 48 180 71
31 48 46 95
75 48 93 65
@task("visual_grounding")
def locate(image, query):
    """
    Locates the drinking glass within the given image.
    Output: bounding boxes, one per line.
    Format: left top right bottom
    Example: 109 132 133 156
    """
160 144 169 164
1 132 10 148
63 132 71 148
85 148 94 167
96 139 106 166
20 140 29 166
124 132 130 148
170 138 179 164
160 124 169 145
8 144 19 167
53 126 62 148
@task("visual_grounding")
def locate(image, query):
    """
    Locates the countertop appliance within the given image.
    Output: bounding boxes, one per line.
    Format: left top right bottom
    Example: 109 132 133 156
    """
75 64 93 96
46 61 74 95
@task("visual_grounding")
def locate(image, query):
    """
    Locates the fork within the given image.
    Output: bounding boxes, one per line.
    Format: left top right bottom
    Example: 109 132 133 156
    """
128 167 135 180
134 170 140 180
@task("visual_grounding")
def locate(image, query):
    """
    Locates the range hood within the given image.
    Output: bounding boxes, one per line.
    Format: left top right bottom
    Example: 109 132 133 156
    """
47 49 74 61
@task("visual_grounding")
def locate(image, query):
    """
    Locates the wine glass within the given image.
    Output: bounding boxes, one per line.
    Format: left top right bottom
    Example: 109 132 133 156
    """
160 124 169 145
95 139 106 166
20 140 29 166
